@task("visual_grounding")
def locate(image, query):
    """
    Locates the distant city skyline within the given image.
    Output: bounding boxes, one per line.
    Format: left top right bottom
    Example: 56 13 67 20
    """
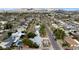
0 8 79 11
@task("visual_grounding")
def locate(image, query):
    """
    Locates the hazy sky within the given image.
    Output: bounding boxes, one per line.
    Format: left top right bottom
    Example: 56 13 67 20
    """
62 8 79 11
0 8 16 10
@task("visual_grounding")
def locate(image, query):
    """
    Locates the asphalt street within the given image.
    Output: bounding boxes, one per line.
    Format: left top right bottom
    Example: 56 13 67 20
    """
46 25 61 50
42 17 61 50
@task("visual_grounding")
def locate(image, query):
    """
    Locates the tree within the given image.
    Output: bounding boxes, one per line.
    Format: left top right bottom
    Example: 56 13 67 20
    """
27 32 36 38
20 35 25 39
36 23 39 25
22 31 27 33
62 43 68 47
22 39 33 47
8 31 12 37
0 46 3 50
39 24 46 37
4 23 13 29
33 43 39 48
68 32 72 35
22 39 39 48
53 28 65 40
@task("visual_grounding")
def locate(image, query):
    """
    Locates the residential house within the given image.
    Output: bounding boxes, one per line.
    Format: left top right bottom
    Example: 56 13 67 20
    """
64 36 79 49
0 31 25 48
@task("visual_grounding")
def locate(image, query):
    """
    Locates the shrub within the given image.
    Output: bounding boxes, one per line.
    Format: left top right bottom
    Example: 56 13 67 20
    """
27 32 36 38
